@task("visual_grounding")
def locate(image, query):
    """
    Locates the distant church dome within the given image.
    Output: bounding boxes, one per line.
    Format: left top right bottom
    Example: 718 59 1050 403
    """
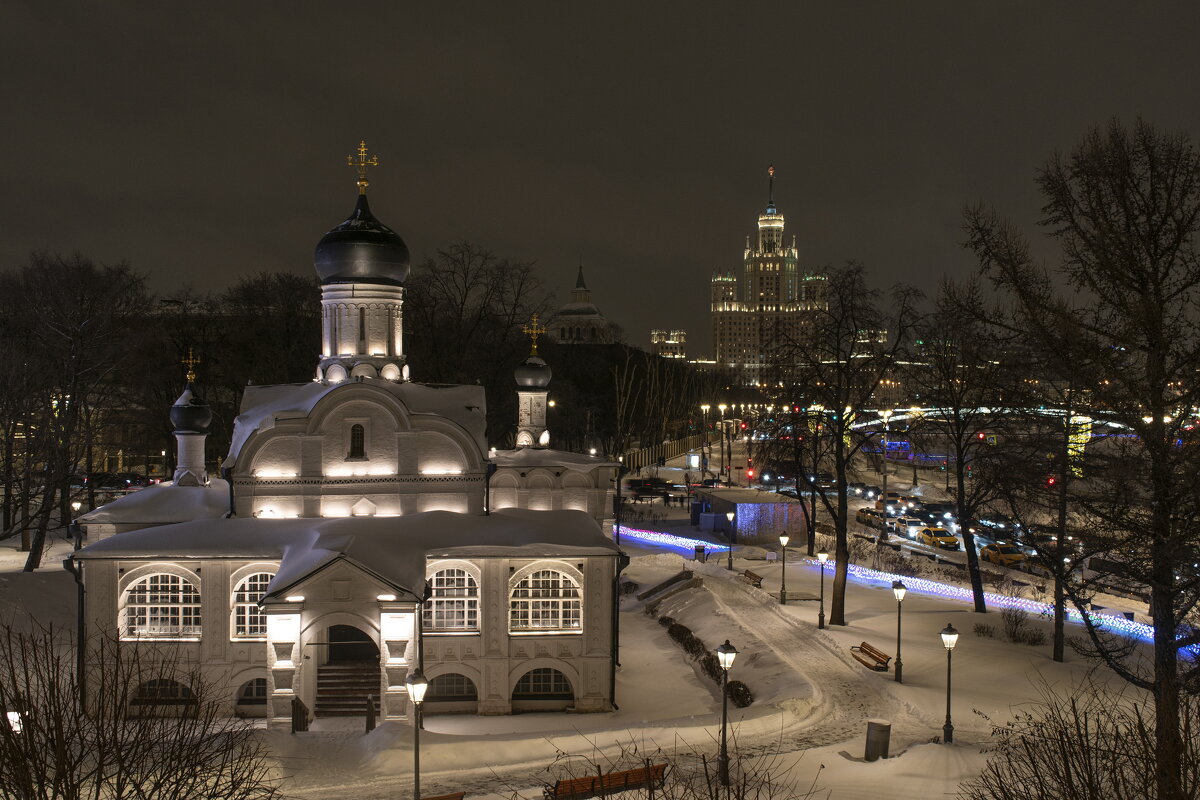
170 383 212 435
514 355 552 388
314 194 411 286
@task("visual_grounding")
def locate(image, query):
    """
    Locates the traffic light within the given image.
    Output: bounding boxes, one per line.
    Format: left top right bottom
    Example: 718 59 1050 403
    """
940 460 947 471
977 432 987 441
746 469 755 479
740 422 747 430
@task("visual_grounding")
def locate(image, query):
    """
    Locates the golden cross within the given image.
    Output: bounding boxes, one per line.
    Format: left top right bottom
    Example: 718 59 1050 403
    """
181 348 200 383
522 314 547 356
347 140 379 194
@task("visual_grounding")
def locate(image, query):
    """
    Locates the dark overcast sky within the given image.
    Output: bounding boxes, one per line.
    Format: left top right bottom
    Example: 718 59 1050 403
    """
4 2 1200 356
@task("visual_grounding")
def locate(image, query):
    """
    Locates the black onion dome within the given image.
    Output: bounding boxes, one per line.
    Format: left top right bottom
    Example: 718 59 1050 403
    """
515 355 552 388
314 194 411 285
170 383 212 434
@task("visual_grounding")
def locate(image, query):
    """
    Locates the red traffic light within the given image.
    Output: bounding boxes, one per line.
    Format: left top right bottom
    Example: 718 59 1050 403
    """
1047 475 1057 486
746 469 755 478
977 432 987 440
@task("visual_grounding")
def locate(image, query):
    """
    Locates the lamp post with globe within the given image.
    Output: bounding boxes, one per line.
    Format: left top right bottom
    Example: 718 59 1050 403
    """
725 511 735 571
778 533 790 604
816 551 829 629
405 670 429 800
892 580 906 683
940 623 959 743
715 640 739 787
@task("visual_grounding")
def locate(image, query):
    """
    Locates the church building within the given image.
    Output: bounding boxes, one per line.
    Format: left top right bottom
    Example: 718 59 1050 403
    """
72 143 622 723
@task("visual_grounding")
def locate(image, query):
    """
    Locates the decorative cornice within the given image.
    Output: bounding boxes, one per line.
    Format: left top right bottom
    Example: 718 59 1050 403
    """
235 473 484 487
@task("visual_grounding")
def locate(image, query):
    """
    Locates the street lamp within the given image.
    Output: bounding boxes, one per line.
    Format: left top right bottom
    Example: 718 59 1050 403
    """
700 404 711 476
715 640 738 787
778 533 790 604
892 580 906 683
405 669 429 800
816 551 829 629
940 623 959 743
725 511 735 571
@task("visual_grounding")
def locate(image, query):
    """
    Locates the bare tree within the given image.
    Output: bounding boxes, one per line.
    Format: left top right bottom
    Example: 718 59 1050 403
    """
0 621 279 799
775 263 921 626
908 279 1017 613
966 118 1200 799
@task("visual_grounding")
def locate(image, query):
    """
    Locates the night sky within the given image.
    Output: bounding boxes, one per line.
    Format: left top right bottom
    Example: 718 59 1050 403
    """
5 3 1200 355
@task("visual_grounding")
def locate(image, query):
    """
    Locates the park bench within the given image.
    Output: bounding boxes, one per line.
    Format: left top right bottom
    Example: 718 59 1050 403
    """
850 641 892 672
740 569 763 588
544 762 668 799
423 794 466 800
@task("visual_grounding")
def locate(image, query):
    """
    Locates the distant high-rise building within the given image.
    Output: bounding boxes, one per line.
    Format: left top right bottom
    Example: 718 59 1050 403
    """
650 329 687 359
711 167 826 383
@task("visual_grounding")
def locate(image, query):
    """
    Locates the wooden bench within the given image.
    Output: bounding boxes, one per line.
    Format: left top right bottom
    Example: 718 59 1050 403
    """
850 641 892 672
423 794 466 800
740 569 763 588
545 762 668 799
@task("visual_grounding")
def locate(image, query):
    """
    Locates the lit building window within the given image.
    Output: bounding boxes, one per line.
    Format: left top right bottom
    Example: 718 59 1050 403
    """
123 574 201 638
427 672 478 701
231 572 275 638
424 568 479 631
509 569 581 631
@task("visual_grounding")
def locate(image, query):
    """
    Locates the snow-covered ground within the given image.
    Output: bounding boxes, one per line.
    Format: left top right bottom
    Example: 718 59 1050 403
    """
0 464 1150 799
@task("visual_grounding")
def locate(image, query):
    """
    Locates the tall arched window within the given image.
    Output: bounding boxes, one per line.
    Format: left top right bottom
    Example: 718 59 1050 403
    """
424 568 479 631
512 668 573 699
510 569 581 631
348 424 365 459
231 572 275 638
123 574 201 638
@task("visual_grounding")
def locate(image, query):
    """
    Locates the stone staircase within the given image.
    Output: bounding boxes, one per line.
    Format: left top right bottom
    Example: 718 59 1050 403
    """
315 661 381 717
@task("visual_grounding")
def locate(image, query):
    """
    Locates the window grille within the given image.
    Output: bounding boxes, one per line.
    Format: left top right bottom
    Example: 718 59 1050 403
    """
123 574 201 638
231 572 274 638
509 569 581 631
424 569 479 631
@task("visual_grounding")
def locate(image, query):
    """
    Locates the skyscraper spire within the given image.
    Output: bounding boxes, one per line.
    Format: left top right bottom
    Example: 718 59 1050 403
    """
767 165 776 210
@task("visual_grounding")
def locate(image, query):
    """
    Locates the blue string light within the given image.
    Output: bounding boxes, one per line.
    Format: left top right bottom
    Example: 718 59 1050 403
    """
616 525 729 554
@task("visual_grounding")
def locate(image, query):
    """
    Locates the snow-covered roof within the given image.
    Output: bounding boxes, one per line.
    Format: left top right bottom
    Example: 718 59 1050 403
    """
76 479 230 525
695 488 800 505
551 302 603 318
74 508 618 603
226 380 487 467
490 447 619 473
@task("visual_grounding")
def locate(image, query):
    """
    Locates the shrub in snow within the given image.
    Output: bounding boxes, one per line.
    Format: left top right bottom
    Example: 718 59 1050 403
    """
726 680 753 709
973 623 996 638
658 615 676 628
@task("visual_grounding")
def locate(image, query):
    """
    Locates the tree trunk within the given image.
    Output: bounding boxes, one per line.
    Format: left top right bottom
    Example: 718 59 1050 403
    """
955 457 987 613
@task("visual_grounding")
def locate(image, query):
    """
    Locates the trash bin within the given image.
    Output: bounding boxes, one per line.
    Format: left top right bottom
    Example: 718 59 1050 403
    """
694 544 707 563
865 718 891 761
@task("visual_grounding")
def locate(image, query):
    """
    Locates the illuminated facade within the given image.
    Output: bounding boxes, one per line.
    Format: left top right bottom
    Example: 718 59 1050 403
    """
650 329 687 359
72 145 621 724
711 168 827 383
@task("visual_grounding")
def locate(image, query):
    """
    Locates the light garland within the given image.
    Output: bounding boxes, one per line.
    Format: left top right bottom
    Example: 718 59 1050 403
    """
803 557 1198 655
615 526 729 554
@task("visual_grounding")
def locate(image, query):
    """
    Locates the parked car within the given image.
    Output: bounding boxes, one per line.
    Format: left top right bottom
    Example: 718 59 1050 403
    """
895 515 925 539
856 507 884 528
919 527 960 550
980 543 1026 568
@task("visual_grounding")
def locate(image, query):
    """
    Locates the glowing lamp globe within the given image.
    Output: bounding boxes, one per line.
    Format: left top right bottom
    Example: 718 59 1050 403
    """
779 533 790 548
715 639 738 671
940 623 959 650
817 551 829 564
405 669 429 704
892 580 907 602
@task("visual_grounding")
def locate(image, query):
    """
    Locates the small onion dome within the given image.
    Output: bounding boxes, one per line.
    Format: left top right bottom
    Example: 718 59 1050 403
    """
514 355 551 388
170 383 212 434
314 194 411 286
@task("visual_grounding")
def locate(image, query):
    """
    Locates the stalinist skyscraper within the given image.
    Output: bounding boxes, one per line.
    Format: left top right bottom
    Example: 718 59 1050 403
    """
710 166 826 383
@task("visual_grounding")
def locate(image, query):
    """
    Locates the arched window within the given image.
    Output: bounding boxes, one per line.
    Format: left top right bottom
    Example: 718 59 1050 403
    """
510 569 581 631
427 673 478 701
512 668 573 700
124 574 201 638
236 677 268 706
348 424 365 459
131 678 195 707
424 568 479 631
231 572 274 638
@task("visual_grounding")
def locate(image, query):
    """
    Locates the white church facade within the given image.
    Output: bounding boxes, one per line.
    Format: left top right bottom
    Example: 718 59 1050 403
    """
72 144 622 723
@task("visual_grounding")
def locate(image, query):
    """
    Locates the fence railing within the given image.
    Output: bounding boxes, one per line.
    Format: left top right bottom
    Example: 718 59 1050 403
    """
620 432 707 474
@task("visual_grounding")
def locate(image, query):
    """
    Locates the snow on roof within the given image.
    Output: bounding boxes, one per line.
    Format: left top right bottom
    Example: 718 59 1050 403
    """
490 447 619 472
551 302 603 317
695 488 800 504
76 479 230 525
226 380 487 467
74 508 618 602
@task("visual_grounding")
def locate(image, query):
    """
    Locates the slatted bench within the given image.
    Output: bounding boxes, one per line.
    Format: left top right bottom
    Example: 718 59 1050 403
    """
850 641 892 672
423 794 466 800
740 569 763 588
544 762 668 799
